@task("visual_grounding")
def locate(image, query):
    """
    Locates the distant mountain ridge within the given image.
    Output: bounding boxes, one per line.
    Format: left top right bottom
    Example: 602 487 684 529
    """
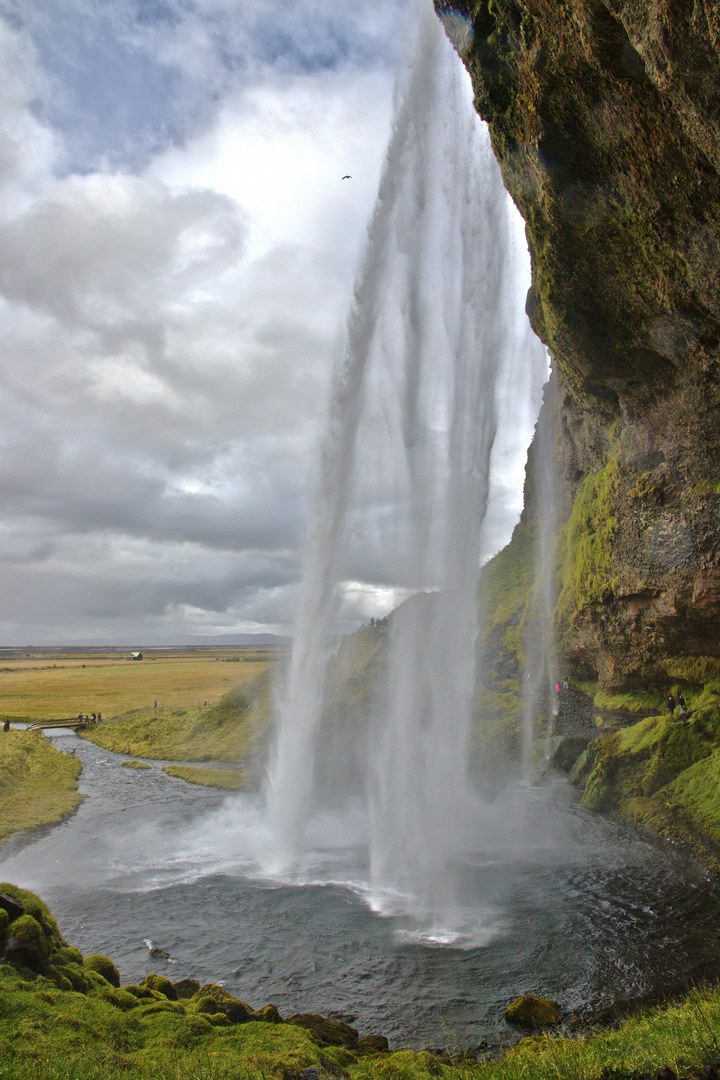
0 633 290 650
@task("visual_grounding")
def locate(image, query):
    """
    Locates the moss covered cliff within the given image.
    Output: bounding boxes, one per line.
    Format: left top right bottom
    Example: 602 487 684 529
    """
435 0 720 699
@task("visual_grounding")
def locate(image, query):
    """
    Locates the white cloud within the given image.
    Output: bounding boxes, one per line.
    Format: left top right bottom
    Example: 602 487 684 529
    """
0 0 544 646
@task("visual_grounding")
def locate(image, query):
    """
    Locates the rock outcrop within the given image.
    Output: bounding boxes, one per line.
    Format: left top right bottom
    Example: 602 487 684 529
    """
436 0 720 694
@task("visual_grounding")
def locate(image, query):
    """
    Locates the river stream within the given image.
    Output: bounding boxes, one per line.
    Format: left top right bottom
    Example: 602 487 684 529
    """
2 731 720 1050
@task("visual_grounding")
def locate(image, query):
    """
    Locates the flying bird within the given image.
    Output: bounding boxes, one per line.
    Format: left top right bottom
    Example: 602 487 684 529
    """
342 175 352 179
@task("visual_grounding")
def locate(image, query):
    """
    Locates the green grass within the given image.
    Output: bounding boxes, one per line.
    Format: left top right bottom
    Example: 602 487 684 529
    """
162 765 249 789
664 749 720 841
4 955 720 1080
80 672 272 772
594 688 665 714
614 714 668 754
0 730 82 839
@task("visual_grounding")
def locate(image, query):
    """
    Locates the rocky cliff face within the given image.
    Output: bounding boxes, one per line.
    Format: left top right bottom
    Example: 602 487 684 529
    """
436 0 720 693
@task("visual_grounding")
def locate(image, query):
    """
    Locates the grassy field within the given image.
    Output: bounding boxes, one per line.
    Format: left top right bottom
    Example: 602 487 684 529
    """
0 647 279 721
80 672 273 771
0 731 83 839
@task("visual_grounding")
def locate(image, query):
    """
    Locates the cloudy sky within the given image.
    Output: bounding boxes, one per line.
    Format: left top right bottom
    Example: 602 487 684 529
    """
0 0 544 646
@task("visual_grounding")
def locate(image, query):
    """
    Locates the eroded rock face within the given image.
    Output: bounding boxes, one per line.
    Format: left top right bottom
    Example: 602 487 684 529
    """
436 0 720 690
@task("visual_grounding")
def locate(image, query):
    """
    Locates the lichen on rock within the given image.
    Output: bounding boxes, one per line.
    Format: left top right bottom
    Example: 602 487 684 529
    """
505 994 562 1028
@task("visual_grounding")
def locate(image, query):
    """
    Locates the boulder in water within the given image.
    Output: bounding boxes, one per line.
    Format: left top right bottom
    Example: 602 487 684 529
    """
505 994 562 1027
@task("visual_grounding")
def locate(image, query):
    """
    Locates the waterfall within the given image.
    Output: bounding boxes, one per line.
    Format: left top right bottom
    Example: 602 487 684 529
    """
264 0 548 920
520 379 559 782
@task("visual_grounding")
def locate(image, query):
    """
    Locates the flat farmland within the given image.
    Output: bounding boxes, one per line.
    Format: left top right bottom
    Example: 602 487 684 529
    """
0 648 282 721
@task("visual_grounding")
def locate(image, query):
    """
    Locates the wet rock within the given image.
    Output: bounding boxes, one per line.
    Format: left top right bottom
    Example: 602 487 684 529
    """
149 946 171 959
568 749 590 786
505 994 562 1028
550 735 591 773
0 893 24 922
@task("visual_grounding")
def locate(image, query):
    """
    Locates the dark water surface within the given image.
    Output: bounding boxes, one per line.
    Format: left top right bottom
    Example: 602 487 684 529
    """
2 732 720 1049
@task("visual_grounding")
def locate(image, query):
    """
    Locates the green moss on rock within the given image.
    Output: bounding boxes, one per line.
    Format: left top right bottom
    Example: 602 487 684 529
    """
142 973 177 1000
173 978 201 999
53 945 84 967
287 1013 360 1048
84 953 120 988
6 913 50 970
59 962 93 993
505 995 562 1028
44 965 74 992
100 987 140 1011
558 454 620 620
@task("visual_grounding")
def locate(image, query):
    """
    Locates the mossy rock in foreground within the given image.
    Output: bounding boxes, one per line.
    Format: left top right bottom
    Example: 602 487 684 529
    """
85 953 120 987
6 913 50 969
287 1012 360 1048
142 973 177 1000
505 994 562 1028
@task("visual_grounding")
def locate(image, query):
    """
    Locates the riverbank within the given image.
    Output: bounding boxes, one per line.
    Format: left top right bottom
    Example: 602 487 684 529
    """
2 881 720 1080
79 673 271 781
0 731 82 841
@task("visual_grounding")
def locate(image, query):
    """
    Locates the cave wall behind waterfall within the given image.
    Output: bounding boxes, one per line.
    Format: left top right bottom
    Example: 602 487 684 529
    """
436 0 720 691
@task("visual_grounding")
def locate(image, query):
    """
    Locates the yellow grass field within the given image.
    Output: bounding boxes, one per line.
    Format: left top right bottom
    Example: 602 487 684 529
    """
0 648 280 721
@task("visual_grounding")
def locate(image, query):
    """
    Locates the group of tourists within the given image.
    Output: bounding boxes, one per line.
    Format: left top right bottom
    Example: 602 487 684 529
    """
76 712 102 723
667 693 688 716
